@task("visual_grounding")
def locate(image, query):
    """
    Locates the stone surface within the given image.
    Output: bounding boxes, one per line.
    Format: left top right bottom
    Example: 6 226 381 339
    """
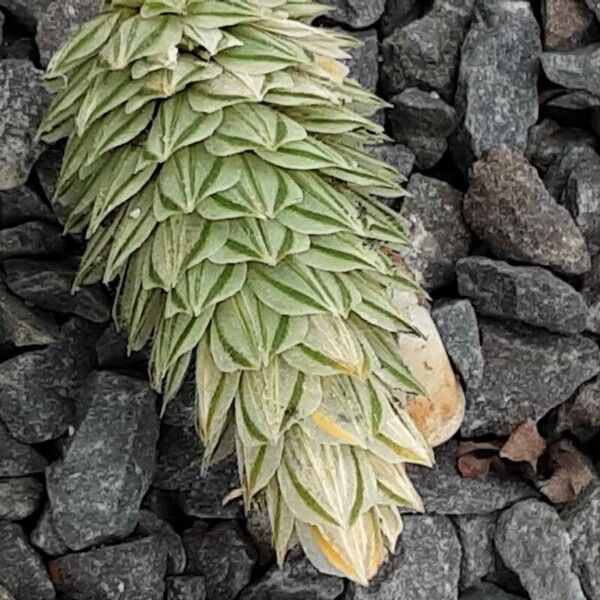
463 147 591 275
0 0 50 29
345 30 378 93
432 299 484 388
96 324 150 369
460 583 525 599
0 283 58 349
0 221 66 260
587 0 600 20
556 378 600 442
396 294 466 447
526 119 598 172
0 422 48 476
407 441 537 514
154 425 242 519
0 584 16 600
381 0 475 102
36 0 101 67
49 536 167 600
346 515 461 600
380 0 423 37
241 548 344 600
456 257 588 334
0 186 54 227
452 1 541 171
495 500 586 600
4 258 111 323
46 371 159 551
0 476 44 520
400 174 470 290
0 318 98 443
136 510 186 575
183 521 257 600
561 146 600 254
542 44 600 96
455 513 497 590
323 0 386 28
371 143 415 179
388 88 458 169
562 484 600 599
166 576 207 600
543 142 599 200
30 504 69 557
0 522 55 600
583 254 600 333
0 60 50 189
464 320 600 437
542 0 594 50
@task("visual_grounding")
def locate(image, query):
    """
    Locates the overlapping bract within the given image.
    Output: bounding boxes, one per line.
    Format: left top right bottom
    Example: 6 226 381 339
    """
40 0 434 584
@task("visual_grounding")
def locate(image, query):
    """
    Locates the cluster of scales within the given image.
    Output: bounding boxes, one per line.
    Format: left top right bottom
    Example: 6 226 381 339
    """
39 0 434 584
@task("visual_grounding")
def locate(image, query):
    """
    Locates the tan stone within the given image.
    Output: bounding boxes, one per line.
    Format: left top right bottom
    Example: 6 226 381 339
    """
543 0 594 50
394 291 465 448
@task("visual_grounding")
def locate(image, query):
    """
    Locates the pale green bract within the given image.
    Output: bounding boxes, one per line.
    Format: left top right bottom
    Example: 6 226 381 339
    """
40 0 434 585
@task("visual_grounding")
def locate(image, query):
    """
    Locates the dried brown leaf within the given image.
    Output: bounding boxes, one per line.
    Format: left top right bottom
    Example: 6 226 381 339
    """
500 420 547 469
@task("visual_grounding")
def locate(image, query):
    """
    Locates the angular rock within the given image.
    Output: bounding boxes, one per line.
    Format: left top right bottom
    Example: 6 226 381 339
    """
136 510 186 575
96 324 150 369
183 521 257 600
34 144 62 201
49 536 167 600
407 441 537 514
166 576 207 600
0 476 44 520
463 147 591 275
162 377 195 429
0 422 48 476
456 257 588 334
245 496 275 567
0 221 66 260
388 88 458 169
380 0 423 37
455 513 497 590
432 299 484 388
4 258 111 323
371 142 415 179
347 515 461 600
543 142 599 200
241 548 344 600
0 186 54 228
542 44 600 96
381 0 475 102
562 484 600 599
460 583 525 599
400 174 471 290
323 0 385 28
46 371 159 551
0 60 50 190
542 0 594 50
0 318 99 443
556 378 600 442
464 320 600 436
30 504 69 557
584 254 600 333
0 283 59 349
0 0 50 29
0 522 55 600
562 147 600 254
544 88 600 110
345 30 378 93
526 119 598 172
154 425 242 519
495 500 585 600
36 0 101 67
452 1 541 171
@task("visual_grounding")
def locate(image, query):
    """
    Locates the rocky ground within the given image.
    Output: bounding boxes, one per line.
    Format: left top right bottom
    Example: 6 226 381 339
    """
1 0 600 599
